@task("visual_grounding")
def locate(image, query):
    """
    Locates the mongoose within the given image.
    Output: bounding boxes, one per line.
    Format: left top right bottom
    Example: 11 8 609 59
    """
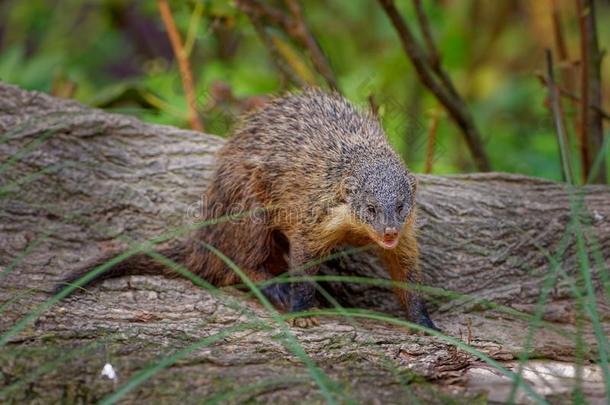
57 89 437 330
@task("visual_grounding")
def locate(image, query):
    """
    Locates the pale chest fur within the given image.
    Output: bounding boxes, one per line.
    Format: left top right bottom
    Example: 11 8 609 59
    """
316 204 374 253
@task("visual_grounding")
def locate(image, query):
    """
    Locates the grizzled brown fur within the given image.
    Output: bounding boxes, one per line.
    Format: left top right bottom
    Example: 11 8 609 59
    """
57 89 436 330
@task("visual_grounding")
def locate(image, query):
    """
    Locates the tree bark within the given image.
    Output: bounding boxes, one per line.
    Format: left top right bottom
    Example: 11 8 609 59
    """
0 83 608 403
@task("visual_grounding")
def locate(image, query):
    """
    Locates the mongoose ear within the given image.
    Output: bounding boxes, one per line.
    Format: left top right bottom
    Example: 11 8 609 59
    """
408 173 418 193
340 176 359 200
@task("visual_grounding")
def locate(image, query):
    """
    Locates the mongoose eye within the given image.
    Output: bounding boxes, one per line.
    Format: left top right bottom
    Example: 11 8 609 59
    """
397 203 404 213
367 205 376 215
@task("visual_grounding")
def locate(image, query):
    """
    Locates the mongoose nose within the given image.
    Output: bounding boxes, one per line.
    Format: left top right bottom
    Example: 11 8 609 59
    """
383 227 399 240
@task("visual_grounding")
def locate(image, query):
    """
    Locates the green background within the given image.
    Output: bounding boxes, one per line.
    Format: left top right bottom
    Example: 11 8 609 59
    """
1 0 608 181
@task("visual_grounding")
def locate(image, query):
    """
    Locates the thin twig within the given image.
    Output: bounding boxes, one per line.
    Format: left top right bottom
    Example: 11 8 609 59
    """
469 1 512 69
51 72 78 99
550 0 574 90
550 0 580 172
550 0 569 66
238 0 286 26
283 0 338 90
271 35 319 85
412 0 458 99
546 49 575 185
241 6 305 88
576 0 606 183
368 93 379 118
184 0 205 57
237 0 338 91
158 0 204 132
576 0 591 182
535 73 610 121
378 0 490 171
424 108 440 174
413 0 439 68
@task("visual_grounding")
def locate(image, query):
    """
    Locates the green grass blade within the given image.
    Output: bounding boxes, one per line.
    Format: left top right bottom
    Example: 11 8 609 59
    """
201 376 308 405
0 340 103 397
571 217 610 404
0 130 55 174
295 308 549 404
98 322 266 405
200 241 348 405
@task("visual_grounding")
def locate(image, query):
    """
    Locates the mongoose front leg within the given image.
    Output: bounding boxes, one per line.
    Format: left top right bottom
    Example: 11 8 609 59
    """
259 234 319 327
261 281 319 328
380 233 438 331
285 234 320 328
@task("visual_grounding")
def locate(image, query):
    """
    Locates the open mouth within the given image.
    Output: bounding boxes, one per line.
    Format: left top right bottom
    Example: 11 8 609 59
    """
378 237 399 249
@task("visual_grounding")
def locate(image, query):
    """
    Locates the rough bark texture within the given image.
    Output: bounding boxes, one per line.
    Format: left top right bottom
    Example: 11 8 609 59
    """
0 83 609 403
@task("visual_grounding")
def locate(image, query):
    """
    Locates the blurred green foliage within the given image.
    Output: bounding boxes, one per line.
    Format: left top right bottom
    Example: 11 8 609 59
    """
1 0 608 180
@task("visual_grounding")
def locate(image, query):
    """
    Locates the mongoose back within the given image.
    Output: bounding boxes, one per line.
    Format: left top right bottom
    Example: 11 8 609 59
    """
58 89 437 330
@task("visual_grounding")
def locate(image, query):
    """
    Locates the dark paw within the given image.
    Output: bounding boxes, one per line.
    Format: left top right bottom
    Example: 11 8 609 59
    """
417 311 439 331
410 298 440 331
261 283 291 311
262 282 316 315
288 282 316 312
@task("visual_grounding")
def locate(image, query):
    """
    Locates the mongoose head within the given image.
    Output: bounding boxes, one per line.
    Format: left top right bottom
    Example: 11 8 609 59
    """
343 160 417 249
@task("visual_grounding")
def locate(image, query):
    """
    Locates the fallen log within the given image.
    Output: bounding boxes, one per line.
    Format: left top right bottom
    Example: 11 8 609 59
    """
0 83 608 403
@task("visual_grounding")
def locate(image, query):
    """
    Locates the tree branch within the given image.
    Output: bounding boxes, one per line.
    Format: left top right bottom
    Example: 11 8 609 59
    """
576 0 606 183
412 0 458 99
283 0 338 91
237 0 338 91
0 83 608 403
157 0 204 132
377 0 491 172
535 73 610 121
241 6 306 88
545 49 575 184
424 108 441 174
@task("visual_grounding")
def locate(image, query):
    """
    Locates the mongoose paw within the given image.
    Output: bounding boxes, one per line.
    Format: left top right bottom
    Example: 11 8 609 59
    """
289 316 320 328
261 283 292 311
420 316 440 332
409 297 440 332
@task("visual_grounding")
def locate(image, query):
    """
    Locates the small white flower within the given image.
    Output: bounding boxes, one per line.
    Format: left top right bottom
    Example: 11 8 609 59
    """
101 363 117 380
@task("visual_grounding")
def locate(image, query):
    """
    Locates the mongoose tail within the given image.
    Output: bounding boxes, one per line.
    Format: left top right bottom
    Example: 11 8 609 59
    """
53 245 185 296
